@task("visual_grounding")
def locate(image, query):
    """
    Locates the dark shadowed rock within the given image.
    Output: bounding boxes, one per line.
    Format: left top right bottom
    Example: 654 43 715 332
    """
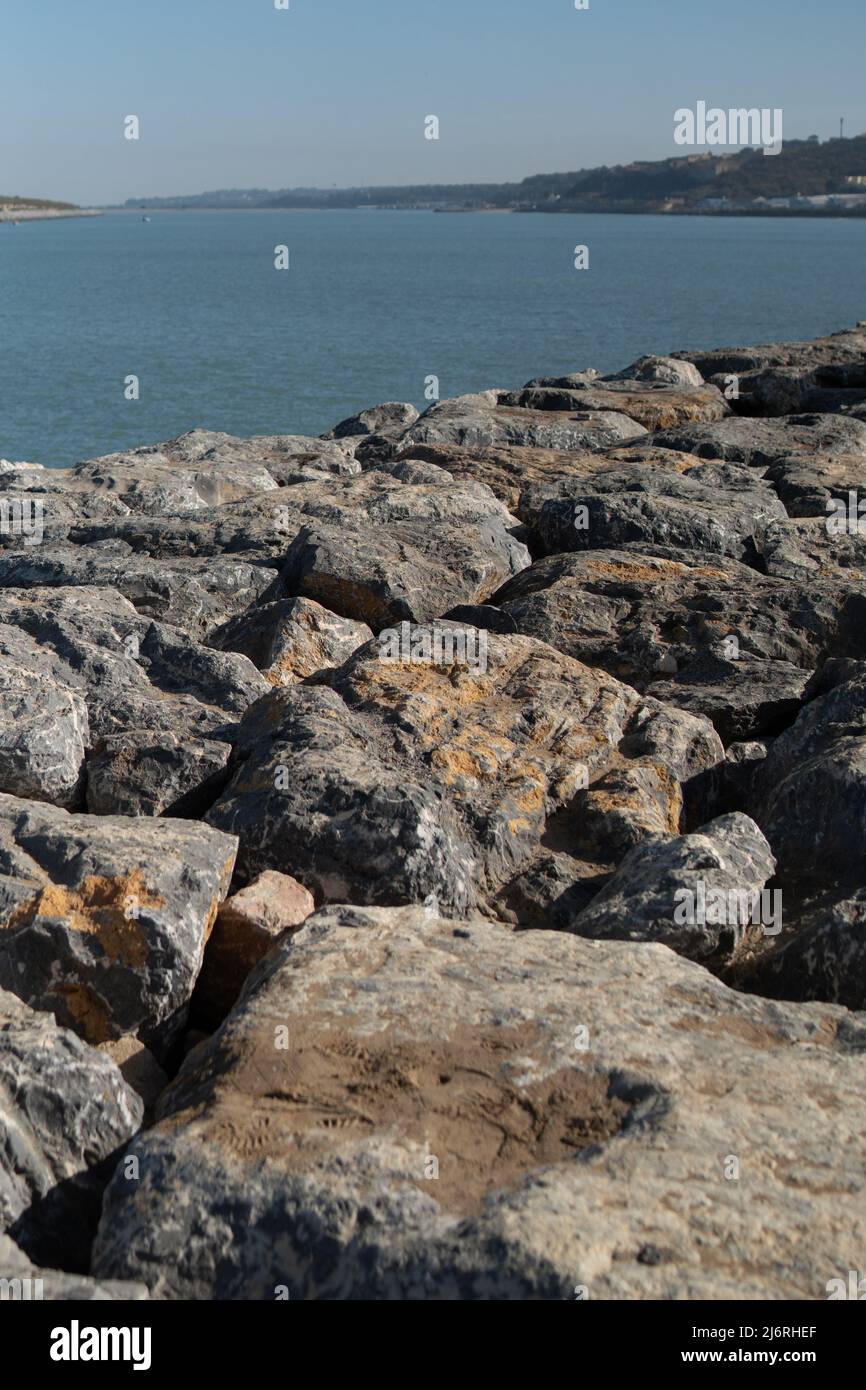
0 1233 149 1299
0 987 142 1270
747 889 866 1010
85 731 232 818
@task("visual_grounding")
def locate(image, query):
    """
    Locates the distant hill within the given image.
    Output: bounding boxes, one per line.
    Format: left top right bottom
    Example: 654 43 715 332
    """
123 135 866 215
0 195 78 211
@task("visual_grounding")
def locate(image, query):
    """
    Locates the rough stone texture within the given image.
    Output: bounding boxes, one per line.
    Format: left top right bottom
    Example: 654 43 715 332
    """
646 412 866 469
0 1233 148 1300
85 731 232 817
403 391 648 451
193 871 315 1026
501 380 728 430
0 656 88 807
754 671 866 906
569 813 776 960
0 796 238 1055
215 597 374 685
0 987 142 1270
208 629 722 921
672 323 866 416
532 459 786 561
92 904 866 1301
0 546 277 643
490 546 864 742
607 354 705 388
324 402 419 440
746 890 866 1011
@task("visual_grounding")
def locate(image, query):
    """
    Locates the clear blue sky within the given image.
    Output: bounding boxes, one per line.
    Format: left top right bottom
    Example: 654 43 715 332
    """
3 0 865 205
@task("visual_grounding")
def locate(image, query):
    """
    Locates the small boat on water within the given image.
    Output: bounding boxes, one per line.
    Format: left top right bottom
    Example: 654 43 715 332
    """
142 216 151 223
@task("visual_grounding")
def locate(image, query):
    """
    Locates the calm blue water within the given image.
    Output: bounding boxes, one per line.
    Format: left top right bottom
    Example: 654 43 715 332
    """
1 209 864 468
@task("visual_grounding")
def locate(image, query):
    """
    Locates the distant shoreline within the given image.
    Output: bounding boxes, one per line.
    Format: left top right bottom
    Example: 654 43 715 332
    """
0 208 102 223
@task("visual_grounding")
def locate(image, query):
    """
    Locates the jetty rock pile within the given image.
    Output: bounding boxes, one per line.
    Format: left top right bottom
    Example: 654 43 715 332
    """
1 324 866 1300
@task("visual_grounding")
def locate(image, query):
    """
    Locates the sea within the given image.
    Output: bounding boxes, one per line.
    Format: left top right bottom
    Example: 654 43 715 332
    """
1 208 863 468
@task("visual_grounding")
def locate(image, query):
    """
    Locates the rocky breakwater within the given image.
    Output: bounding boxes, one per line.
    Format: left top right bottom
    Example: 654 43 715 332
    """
1 329 865 1300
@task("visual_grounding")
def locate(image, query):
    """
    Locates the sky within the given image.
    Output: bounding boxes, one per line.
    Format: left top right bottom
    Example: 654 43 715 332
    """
3 0 865 206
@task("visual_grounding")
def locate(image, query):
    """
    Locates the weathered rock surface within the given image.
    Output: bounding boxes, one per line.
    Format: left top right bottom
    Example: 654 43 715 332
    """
569 813 776 960
403 391 648 451
502 379 728 430
207 629 722 921
532 459 786 561
215 597 373 686
92 904 866 1300
646 412 866 470
0 797 237 1054
0 987 142 1270
754 671 866 906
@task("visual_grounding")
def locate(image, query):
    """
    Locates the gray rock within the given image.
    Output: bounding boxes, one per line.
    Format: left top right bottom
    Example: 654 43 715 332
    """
323 402 419 440
748 889 866 1010
215 597 372 685
85 731 232 817
646 412 866 469
207 629 722 920
569 813 777 960
0 987 142 1270
0 659 88 807
0 795 238 1056
92 903 866 1300
403 391 648 451
754 671 866 903
533 460 785 560
607 354 705 387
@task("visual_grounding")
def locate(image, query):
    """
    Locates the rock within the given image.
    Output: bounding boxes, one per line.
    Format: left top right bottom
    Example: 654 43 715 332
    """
0 658 88 807
0 987 142 1270
92 903 866 1300
607 354 705 388
85 731 232 817
393 441 602 523
747 889 866 1010
193 871 315 1026
0 796 237 1056
207 629 722 921
754 671 866 905
0 547 278 643
0 586 263 746
532 460 785 561
324 402 419 440
501 380 728 430
569 813 777 961
646 412 866 469
215 598 373 684
0 1232 149 1300
403 391 648 451
98 1036 168 1113
491 547 857 735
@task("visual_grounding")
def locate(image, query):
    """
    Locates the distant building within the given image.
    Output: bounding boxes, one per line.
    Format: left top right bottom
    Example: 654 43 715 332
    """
845 175 866 186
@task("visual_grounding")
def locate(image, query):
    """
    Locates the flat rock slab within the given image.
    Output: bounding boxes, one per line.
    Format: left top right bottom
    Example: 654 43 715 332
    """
403 391 648 451
92 904 866 1300
0 796 238 1055
502 381 729 430
0 987 142 1270
646 413 866 469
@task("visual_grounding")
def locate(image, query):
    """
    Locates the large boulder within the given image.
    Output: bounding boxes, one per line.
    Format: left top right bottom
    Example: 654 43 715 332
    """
207 629 722 921
92 903 866 1300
